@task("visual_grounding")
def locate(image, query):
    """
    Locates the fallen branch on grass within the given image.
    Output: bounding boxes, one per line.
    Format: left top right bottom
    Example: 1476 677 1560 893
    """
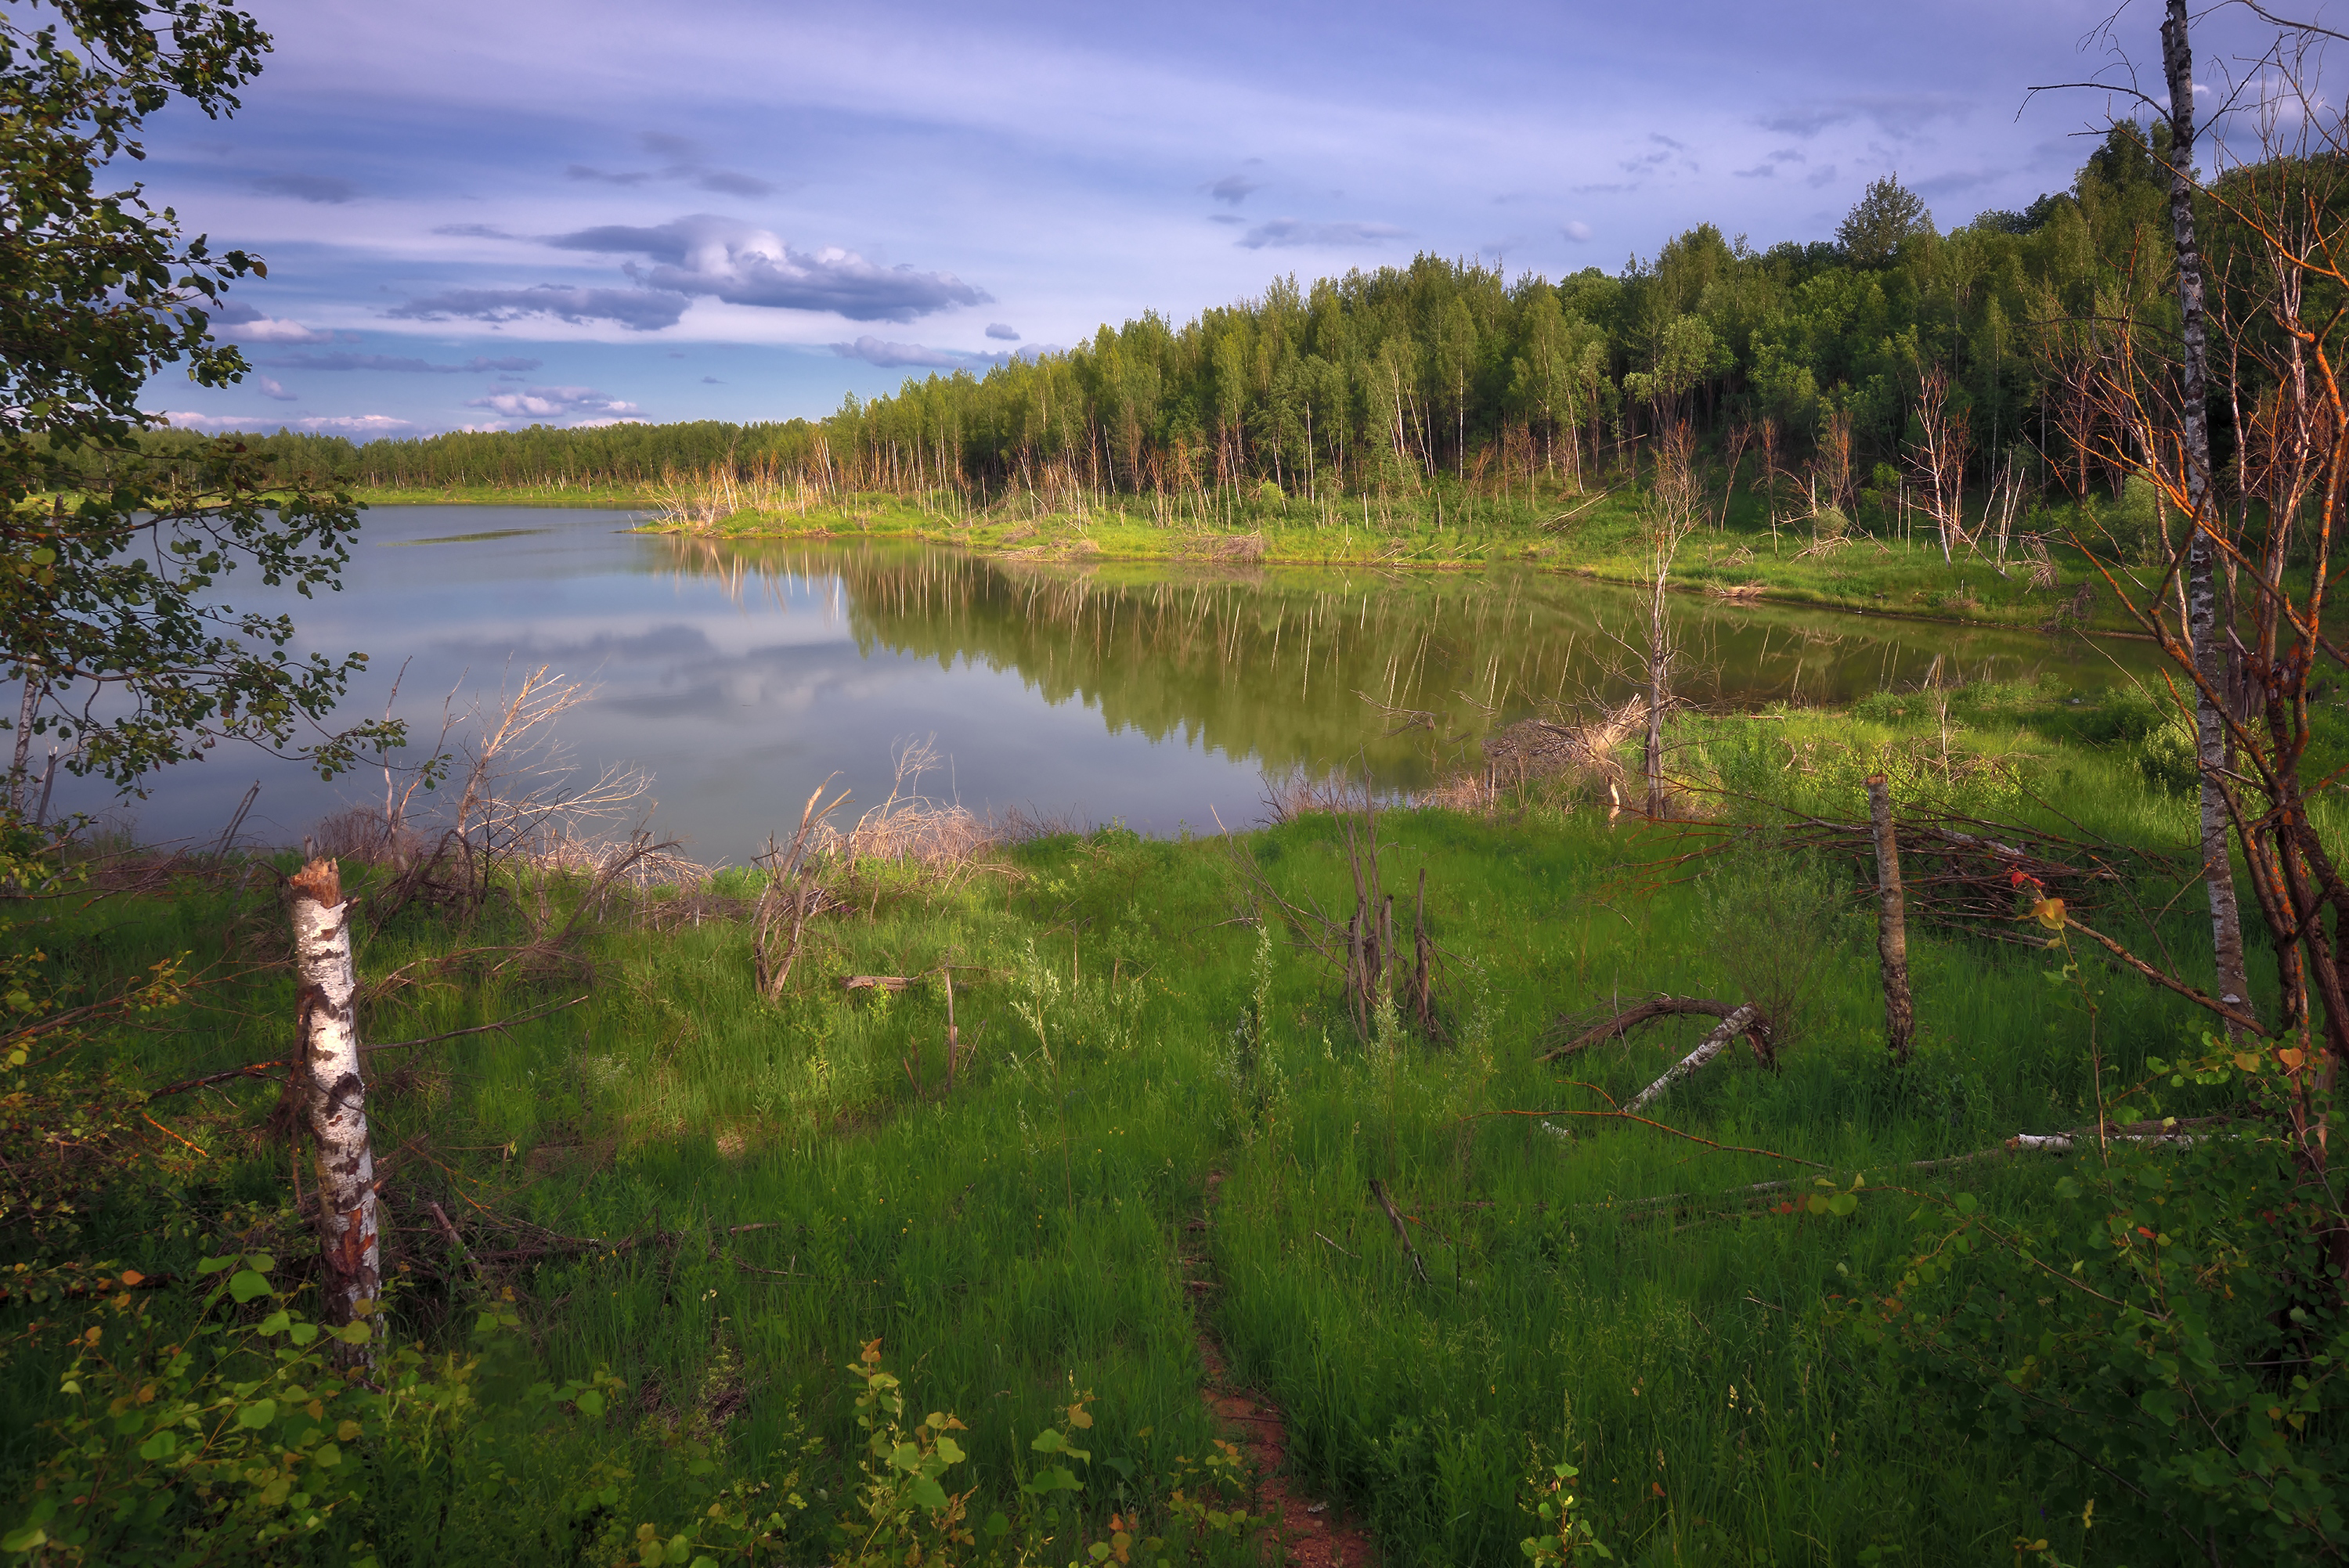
1622 1005 1757 1114
1570 1116 2237 1220
1538 995 1771 1063
1367 1178 1431 1285
363 993 590 1054
146 1059 288 1101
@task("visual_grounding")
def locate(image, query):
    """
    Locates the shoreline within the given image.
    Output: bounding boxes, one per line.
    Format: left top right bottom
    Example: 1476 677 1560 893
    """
345 486 2168 639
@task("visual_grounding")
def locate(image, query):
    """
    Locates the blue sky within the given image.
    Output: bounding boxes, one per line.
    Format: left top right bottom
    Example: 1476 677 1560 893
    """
132 0 2264 440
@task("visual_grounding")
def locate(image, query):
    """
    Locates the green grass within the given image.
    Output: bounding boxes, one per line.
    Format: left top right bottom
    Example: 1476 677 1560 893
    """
1 693 2286 1565
616 480 2185 638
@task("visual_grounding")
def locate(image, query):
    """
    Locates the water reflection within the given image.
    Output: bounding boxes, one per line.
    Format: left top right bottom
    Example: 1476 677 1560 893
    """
661 533 2157 791
68 508 2161 863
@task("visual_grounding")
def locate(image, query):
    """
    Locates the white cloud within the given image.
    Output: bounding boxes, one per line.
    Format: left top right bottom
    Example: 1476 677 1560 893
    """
222 316 336 344
255 377 297 401
296 414 416 434
153 410 276 433
546 216 990 322
1561 219 1593 242
463 384 640 420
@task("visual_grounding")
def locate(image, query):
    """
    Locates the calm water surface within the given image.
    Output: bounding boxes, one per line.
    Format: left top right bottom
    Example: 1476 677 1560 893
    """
72 506 2162 863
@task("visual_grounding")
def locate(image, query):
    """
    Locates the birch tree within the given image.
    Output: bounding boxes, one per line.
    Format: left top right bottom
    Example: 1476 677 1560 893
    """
287 858 380 1355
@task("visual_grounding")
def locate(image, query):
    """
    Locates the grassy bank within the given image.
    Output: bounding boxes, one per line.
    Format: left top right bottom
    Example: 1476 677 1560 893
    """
1 688 2326 1564
352 482 658 510
601 481 2181 638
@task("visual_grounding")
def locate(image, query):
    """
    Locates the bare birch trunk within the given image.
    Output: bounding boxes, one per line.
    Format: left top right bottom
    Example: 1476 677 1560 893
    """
2165 0 2257 1034
289 858 381 1355
1866 776 1915 1064
1644 559 1669 816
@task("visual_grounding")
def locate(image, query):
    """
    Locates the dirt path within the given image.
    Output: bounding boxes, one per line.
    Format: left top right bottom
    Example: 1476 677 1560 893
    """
1182 1170 1378 1568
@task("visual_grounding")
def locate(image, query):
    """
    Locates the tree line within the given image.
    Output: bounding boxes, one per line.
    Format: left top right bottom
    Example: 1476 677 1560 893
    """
146 120 2295 514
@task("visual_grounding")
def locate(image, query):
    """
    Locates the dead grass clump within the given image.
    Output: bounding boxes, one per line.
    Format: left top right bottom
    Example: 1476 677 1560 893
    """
1183 531 1265 564
989 803 1084 844
1258 765 1358 825
833 737 997 868
309 806 430 867
1475 697 1643 799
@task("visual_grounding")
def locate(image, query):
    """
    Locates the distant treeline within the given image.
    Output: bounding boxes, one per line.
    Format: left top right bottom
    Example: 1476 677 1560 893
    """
129 122 2314 506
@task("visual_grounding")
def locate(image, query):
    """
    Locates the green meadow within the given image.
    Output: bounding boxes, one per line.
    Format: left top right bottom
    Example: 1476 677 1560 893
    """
5 684 2303 1566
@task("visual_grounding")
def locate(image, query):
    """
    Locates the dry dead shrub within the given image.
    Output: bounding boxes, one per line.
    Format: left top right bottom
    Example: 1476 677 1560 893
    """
308 806 428 867
1467 696 1643 805
1183 531 1265 564
1257 765 1358 824
834 737 997 868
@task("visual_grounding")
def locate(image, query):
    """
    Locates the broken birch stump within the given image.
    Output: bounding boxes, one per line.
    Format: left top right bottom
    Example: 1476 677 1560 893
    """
288 857 381 1359
1622 1003 1758 1114
1865 774 1914 1064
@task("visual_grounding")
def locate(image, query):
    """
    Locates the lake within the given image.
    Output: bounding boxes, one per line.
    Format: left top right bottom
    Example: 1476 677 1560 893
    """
61 506 2161 863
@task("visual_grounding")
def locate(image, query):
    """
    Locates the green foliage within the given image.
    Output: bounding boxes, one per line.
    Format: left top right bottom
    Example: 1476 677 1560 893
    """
1837 175 1934 265
1 2 402 789
1853 1034 2349 1560
1517 1457 1611 1563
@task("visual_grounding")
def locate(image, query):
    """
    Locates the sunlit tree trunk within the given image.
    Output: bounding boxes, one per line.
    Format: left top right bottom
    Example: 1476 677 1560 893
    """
2164 0 2255 1033
290 858 381 1359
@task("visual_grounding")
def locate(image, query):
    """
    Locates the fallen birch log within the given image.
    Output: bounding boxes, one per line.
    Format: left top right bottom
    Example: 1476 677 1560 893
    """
1622 1004 1756 1115
1539 995 1772 1065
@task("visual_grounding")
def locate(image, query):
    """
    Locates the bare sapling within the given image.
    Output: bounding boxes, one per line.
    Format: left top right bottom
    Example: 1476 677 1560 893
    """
287 857 380 1357
1865 775 1915 1064
1642 422 1702 816
1908 367 1975 564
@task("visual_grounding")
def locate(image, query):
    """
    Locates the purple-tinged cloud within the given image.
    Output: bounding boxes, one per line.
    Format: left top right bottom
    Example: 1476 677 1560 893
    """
251 173 361 204
463 384 640 420
985 322 1020 341
255 376 296 401
565 132 780 200
434 222 521 240
1235 218 1406 250
567 163 655 186
830 336 967 369
1208 174 1264 205
384 285 689 332
265 351 544 373
547 215 990 322
692 169 774 197
1760 93 1969 142
1561 220 1593 242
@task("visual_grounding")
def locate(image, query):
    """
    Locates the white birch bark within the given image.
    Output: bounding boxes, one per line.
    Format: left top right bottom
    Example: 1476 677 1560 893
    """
1623 1004 1756 1116
289 858 381 1353
2164 0 2257 1033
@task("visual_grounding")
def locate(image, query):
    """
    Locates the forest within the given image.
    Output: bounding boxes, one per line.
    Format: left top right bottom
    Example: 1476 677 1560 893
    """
142 123 2223 517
